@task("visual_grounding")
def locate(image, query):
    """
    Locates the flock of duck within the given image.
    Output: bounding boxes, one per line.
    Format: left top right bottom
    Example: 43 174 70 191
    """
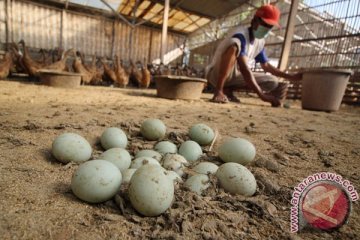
0 40 203 88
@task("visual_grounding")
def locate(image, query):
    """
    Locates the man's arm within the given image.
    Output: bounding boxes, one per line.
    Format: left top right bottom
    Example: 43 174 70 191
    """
260 62 302 81
237 56 281 106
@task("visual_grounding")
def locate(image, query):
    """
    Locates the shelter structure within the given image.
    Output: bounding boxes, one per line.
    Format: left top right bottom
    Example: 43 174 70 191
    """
0 0 359 103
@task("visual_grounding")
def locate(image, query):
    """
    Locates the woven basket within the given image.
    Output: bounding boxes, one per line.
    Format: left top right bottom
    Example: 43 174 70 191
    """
38 70 82 88
155 75 207 100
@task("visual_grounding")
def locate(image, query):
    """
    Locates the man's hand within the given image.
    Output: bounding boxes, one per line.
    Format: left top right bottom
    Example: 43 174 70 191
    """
261 93 281 107
269 82 288 100
263 82 289 107
261 62 303 81
288 72 303 81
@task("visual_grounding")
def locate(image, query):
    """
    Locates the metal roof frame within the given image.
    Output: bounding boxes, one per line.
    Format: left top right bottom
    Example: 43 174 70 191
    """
115 0 250 34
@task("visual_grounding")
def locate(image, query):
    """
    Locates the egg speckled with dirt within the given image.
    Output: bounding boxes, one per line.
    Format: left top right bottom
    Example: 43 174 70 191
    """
52 132 92 164
122 168 137 184
193 162 218 175
100 127 128 150
179 140 203 162
131 157 161 169
135 149 162 161
154 141 177 154
128 164 174 216
165 170 183 183
216 162 256 196
189 123 215 145
162 154 188 176
218 138 256 165
140 119 166 141
100 148 131 172
184 174 210 195
71 160 122 203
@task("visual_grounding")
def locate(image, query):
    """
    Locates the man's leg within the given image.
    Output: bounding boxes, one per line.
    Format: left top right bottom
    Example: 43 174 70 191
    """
206 46 238 103
207 68 229 103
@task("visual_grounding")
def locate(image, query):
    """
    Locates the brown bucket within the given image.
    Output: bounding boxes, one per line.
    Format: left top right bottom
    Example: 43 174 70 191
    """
38 70 82 88
301 69 353 111
155 75 207 100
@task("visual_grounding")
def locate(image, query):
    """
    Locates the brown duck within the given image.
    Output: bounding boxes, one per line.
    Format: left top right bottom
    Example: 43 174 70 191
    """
0 52 13 79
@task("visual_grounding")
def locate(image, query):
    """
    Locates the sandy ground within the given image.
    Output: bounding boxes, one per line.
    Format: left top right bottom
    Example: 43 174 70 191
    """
0 79 359 240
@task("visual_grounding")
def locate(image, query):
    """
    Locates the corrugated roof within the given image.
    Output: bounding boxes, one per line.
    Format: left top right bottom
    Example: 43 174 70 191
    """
117 0 248 33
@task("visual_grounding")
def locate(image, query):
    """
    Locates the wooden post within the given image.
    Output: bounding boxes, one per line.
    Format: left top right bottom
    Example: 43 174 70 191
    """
278 0 300 71
129 0 140 61
148 29 153 63
5 0 10 49
60 1 68 50
180 38 187 65
60 10 65 50
129 27 133 60
111 20 116 58
160 0 169 64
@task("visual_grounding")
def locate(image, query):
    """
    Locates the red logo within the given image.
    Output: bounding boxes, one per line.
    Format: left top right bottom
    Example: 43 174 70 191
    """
300 181 351 230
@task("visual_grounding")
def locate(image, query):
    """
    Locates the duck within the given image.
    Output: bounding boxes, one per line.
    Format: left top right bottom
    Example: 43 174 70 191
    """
101 57 117 84
114 56 129 88
87 53 103 85
44 48 74 72
0 52 13 79
129 59 142 87
72 52 93 84
39 49 52 66
9 42 27 74
18 40 44 76
138 60 151 88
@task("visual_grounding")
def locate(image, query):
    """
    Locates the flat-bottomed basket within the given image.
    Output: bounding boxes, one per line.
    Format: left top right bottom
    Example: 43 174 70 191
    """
155 75 207 100
38 70 82 88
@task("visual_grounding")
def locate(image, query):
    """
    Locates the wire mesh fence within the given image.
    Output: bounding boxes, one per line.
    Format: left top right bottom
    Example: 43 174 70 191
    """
277 0 359 104
266 0 360 71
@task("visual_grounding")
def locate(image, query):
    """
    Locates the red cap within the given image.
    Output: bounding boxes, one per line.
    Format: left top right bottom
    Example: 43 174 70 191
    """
255 4 281 27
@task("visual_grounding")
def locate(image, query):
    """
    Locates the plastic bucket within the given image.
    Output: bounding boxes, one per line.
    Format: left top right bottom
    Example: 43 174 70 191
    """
301 69 353 111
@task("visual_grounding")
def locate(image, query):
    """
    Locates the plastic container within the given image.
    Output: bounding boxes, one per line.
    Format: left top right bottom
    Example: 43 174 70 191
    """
155 75 206 100
301 69 353 111
38 70 82 88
